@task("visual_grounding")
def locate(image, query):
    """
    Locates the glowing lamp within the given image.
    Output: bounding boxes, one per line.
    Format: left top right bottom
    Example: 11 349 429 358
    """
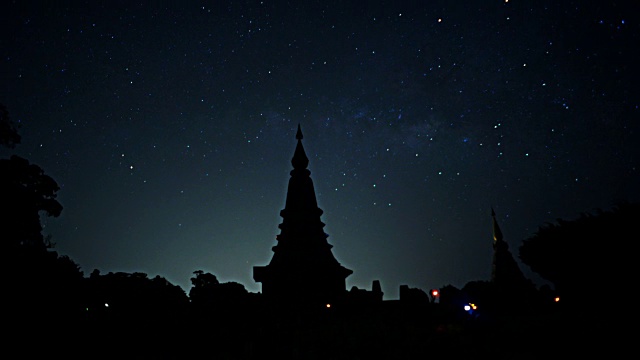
464 303 477 312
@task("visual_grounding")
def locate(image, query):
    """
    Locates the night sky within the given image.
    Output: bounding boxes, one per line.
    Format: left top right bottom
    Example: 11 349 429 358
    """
2 1 638 299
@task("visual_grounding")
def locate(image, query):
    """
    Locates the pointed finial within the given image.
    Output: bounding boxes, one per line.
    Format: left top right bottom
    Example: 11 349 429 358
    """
491 206 503 242
296 123 303 140
291 123 309 169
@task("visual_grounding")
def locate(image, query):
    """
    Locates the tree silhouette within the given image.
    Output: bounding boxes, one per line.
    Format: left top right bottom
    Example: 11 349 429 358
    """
188 270 220 305
1 104 61 250
85 270 188 320
0 103 21 149
2 104 85 354
1 154 63 250
519 201 639 306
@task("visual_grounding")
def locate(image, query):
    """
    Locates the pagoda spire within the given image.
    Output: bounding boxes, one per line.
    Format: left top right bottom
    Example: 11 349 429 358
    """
490 207 529 287
292 123 309 170
491 207 507 282
491 207 503 243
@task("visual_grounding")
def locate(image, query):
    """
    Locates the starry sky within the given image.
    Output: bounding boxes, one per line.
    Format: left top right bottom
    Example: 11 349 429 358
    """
2 1 638 299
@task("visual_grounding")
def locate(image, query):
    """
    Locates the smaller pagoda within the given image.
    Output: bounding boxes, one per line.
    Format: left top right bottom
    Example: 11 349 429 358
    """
491 207 532 290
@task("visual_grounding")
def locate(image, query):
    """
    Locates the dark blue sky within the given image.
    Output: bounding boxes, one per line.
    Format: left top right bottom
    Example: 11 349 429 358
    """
2 1 638 299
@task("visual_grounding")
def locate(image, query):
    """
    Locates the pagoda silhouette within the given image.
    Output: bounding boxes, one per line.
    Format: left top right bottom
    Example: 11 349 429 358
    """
489 207 537 310
490 207 529 289
253 125 353 308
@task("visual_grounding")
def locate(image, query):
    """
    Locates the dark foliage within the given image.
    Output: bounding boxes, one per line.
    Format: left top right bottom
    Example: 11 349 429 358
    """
1 155 63 250
84 270 189 327
519 201 639 303
0 103 21 149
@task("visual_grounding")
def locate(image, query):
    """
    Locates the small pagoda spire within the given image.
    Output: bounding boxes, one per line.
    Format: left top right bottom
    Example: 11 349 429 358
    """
491 206 503 243
490 207 529 288
292 124 309 170
296 123 303 140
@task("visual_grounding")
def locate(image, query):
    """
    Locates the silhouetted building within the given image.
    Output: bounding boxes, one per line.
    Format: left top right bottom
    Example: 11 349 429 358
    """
347 280 384 305
253 125 352 308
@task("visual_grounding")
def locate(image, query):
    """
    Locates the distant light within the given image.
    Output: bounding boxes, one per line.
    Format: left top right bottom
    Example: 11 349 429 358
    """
326 303 331 308
464 303 477 312
104 303 109 307
554 297 560 303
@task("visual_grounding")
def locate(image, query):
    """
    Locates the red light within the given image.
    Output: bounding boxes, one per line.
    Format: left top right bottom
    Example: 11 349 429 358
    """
431 289 439 297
